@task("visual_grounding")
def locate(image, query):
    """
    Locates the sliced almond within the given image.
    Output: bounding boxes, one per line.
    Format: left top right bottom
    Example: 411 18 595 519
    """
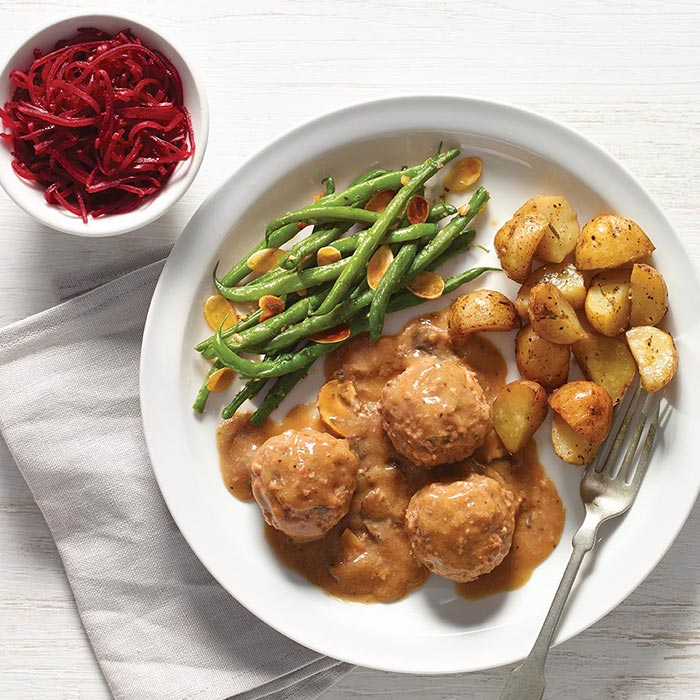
400 174 411 186
317 379 361 437
317 246 342 266
367 245 394 290
310 323 352 343
406 195 430 225
406 271 445 300
207 367 236 393
246 248 285 273
258 294 285 322
365 190 396 213
443 156 483 192
203 295 238 331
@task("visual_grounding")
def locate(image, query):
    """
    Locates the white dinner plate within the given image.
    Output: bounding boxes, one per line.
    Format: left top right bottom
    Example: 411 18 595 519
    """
140 96 700 674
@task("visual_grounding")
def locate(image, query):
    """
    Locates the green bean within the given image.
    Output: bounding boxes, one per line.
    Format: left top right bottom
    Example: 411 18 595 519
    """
220 222 300 286
214 320 360 378
206 221 445 342
213 257 349 302
284 221 438 272
277 196 451 256
218 170 343 283
220 155 455 286
437 229 477 258
234 309 264 332
279 201 449 272
257 229 478 355
250 363 311 425
215 260 496 380
279 166 390 271
265 205 381 231
192 361 222 413
220 288 328 352
228 251 490 363
265 149 459 236
349 168 389 186
368 243 417 341
312 153 454 317
405 187 489 281
263 291 371 354
279 222 351 270
221 376 269 420
387 265 498 313
199 293 319 358
331 222 437 255
426 201 458 223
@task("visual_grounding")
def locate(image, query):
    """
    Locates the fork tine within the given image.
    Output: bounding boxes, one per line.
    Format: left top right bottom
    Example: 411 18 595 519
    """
615 392 654 480
627 395 661 489
596 383 643 474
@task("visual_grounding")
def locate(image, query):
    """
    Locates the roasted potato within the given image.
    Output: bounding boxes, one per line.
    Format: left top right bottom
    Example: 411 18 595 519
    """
575 214 655 270
626 326 679 392
515 261 587 320
448 290 520 341
551 413 600 466
492 380 548 454
528 282 588 345
584 269 632 337
573 334 636 405
630 263 668 327
515 195 580 263
494 211 549 282
549 380 613 444
515 325 571 392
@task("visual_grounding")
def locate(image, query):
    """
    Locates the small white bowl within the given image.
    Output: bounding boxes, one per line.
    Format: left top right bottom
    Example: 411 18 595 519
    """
0 11 208 237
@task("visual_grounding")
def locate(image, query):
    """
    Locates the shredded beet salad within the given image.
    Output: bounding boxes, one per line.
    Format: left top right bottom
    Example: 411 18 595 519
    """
0 28 195 222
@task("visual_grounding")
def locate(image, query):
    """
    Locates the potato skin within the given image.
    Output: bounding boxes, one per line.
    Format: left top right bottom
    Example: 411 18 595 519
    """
551 413 599 466
492 380 548 454
584 269 632 337
630 263 668 327
573 334 636 405
626 326 679 393
448 290 520 342
515 262 587 320
494 212 548 282
549 380 613 444
528 282 588 345
575 214 655 270
515 325 570 392
515 195 580 263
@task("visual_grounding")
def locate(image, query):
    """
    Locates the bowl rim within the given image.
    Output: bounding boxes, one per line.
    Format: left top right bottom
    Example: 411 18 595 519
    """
0 9 209 237
140 94 700 674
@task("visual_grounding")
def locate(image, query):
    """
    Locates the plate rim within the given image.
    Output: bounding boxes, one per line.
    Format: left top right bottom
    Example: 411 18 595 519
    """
140 94 700 674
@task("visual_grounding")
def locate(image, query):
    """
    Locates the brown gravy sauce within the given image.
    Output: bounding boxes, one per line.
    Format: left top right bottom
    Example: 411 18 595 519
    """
217 310 565 603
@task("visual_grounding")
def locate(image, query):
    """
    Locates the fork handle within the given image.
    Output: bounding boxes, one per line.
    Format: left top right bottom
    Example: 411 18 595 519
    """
498 509 601 700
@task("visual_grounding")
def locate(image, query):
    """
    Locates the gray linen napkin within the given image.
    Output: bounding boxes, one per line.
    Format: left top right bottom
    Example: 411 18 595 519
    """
0 256 353 700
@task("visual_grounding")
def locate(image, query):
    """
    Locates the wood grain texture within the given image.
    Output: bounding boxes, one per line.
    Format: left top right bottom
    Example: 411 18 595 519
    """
0 0 698 698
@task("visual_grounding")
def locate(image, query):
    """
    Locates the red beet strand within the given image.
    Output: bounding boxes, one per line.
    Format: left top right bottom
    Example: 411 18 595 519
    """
0 27 194 223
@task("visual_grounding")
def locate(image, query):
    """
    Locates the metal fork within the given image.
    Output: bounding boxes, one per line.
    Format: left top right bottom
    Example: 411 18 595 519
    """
498 384 661 700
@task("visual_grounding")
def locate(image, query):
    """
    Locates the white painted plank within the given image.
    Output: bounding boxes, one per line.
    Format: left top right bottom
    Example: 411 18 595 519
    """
0 0 698 697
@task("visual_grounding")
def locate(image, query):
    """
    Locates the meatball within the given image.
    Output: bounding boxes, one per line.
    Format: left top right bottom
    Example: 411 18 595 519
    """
251 428 359 541
405 474 516 582
379 357 490 467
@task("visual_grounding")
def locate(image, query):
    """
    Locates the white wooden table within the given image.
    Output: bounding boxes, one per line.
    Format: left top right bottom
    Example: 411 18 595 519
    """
1 1 699 698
